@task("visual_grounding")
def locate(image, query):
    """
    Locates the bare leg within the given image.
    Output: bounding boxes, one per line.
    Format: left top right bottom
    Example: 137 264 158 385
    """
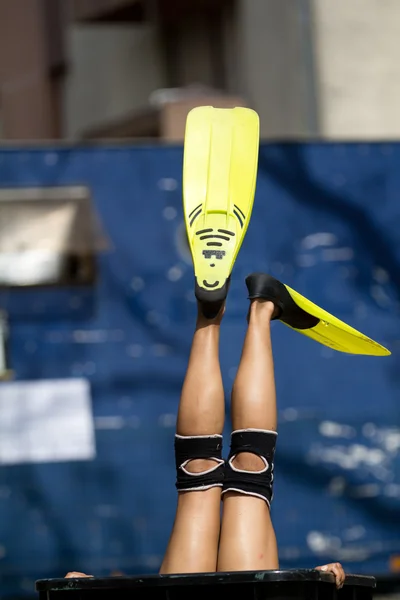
160 306 225 574
217 300 279 571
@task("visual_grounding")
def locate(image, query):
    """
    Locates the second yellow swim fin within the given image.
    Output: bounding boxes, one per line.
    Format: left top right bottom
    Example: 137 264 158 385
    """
246 273 391 356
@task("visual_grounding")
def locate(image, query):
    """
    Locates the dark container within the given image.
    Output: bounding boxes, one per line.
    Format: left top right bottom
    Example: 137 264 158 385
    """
36 569 376 600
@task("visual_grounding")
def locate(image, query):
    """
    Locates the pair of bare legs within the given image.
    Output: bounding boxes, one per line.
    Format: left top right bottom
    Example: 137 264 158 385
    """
160 299 279 573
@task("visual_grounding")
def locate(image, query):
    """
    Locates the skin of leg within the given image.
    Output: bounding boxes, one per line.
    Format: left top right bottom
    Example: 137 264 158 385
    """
160 306 225 574
217 300 279 572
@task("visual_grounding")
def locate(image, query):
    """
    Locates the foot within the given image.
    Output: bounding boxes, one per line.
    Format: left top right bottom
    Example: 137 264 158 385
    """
245 273 319 330
247 298 279 324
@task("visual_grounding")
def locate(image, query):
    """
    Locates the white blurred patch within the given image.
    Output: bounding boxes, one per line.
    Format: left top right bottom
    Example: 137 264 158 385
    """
308 443 387 471
131 277 145 292
381 430 400 453
0 378 95 465
327 476 346 496
296 254 316 268
44 153 58 166
373 267 390 284
282 408 299 422
307 532 373 565
384 484 400 498
350 484 380 498
343 525 366 541
363 424 400 454
152 344 172 357
322 247 354 262
319 421 356 439
167 265 183 281
73 329 108 344
158 178 178 191
279 546 301 560
362 423 376 438
94 416 125 430
158 413 176 428
307 531 342 554
163 206 177 220
301 233 337 250
336 547 371 561
144 555 163 569
0 250 64 286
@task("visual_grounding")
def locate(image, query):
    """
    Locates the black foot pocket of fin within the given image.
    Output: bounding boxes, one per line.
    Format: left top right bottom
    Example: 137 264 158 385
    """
195 278 230 319
245 273 319 330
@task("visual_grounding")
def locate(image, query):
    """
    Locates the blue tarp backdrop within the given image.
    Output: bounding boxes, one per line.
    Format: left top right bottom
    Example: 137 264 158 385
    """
0 142 399 597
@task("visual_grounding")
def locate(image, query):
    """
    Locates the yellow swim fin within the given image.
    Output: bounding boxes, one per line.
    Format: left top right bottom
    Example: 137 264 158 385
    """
183 106 259 317
246 273 391 356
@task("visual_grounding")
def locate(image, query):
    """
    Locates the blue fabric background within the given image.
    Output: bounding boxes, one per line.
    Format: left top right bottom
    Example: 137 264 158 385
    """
0 142 399 597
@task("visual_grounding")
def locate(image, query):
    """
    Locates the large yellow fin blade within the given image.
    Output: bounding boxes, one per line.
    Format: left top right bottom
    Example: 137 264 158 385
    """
183 106 259 303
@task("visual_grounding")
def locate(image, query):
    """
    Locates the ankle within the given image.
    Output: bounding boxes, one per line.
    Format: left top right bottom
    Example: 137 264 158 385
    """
248 299 278 322
197 302 225 326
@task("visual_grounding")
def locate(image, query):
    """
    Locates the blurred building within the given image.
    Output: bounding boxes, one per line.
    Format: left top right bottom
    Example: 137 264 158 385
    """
1 0 400 141
0 0 66 139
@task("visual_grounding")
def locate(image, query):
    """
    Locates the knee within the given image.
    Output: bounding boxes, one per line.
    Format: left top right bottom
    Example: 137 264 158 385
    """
175 434 225 491
183 458 223 474
222 429 277 506
230 452 266 472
